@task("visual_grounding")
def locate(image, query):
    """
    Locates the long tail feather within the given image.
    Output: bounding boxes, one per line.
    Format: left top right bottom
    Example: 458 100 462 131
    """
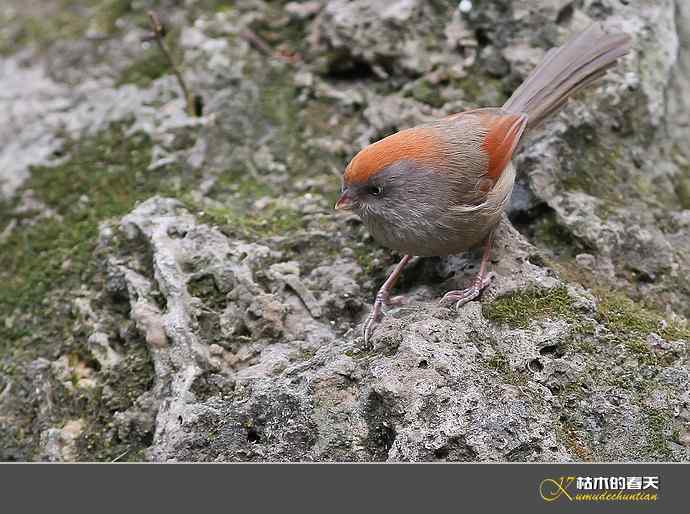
502 24 632 130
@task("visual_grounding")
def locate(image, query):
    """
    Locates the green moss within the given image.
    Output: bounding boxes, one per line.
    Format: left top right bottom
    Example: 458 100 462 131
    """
0 121 196 460
0 124 190 322
117 48 171 87
452 73 507 106
671 144 690 209
550 255 689 362
407 79 444 108
642 408 673 460
594 201 617 221
596 293 655 335
201 147 309 239
204 63 341 203
256 66 302 162
483 286 575 328
595 292 689 344
72 341 154 461
84 0 133 36
116 23 185 88
201 203 304 239
188 275 226 306
2 0 131 54
673 172 690 210
531 211 587 256
550 251 690 323
209 168 273 200
350 244 389 277
559 125 625 203
569 331 597 354
456 76 482 101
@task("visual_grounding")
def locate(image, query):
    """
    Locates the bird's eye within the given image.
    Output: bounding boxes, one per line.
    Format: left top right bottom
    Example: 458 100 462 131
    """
368 185 384 197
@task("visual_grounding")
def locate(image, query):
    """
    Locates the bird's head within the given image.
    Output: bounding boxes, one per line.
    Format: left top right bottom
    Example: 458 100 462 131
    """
335 127 445 221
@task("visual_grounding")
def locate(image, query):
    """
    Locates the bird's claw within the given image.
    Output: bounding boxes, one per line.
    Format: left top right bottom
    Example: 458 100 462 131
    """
439 272 495 310
439 287 481 310
362 293 407 345
363 303 383 346
363 313 379 346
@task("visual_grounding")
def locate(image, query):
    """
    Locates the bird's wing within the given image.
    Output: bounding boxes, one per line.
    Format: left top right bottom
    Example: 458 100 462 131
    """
475 109 528 191
437 108 527 206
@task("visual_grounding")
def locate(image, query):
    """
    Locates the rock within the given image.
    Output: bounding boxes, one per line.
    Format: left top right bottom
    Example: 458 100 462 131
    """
38 419 85 462
0 44 209 201
511 0 690 316
311 0 469 78
87 332 122 369
0 0 688 462
95 199 689 462
285 1 323 20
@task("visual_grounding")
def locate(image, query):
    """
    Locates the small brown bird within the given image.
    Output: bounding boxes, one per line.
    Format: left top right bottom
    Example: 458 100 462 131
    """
335 24 632 343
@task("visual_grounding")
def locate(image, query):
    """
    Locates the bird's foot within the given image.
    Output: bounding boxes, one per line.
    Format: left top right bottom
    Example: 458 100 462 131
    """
363 292 408 345
439 272 495 310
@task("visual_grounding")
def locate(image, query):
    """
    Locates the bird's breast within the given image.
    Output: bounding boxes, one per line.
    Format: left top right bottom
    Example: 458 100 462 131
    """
360 162 516 256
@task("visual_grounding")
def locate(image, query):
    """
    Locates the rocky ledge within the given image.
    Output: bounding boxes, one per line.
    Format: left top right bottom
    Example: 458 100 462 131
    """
0 0 688 461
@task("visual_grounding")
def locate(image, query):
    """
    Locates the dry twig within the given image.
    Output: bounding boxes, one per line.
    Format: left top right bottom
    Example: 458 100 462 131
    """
145 10 196 116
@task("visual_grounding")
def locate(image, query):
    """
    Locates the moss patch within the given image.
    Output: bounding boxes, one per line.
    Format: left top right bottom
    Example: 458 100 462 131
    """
0 124 191 322
72 342 155 461
350 243 391 277
531 211 589 257
406 79 444 108
642 408 673 460
116 20 186 88
558 124 625 203
201 202 305 240
1 0 132 54
549 255 688 356
0 121 198 460
256 65 303 163
673 171 690 210
595 291 689 362
670 144 690 209
116 48 171 87
451 73 507 107
483 286 575 328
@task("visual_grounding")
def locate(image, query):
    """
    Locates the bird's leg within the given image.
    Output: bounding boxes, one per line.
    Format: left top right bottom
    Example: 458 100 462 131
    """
440 230 496 309
363 254 412 344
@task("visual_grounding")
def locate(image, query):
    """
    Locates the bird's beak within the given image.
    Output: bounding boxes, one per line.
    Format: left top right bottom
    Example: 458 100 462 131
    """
335 189 353 210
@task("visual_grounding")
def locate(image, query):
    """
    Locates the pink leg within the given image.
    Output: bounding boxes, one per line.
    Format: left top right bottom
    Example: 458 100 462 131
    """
363 255 412 344
440 230 496 309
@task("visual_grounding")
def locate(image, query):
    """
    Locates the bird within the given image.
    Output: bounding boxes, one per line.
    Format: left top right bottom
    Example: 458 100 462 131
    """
334 23 632 343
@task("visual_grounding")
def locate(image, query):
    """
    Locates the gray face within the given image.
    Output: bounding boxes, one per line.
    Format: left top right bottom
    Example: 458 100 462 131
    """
347 160 442 217
344 160 459 255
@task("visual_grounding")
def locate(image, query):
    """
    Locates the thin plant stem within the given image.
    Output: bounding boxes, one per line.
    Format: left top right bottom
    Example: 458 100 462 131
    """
146 10 195 116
